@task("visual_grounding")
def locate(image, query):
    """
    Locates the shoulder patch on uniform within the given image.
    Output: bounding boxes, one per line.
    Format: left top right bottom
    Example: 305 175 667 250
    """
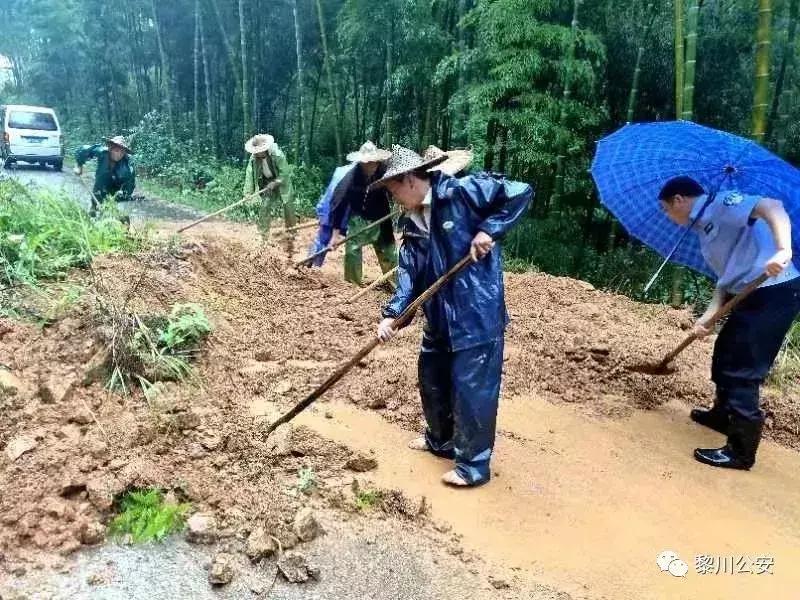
723 191 744 206
442 221 455 231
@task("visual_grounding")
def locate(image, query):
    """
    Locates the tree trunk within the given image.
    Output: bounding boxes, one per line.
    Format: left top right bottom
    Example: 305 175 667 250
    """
194 0 201 147
752 0 774 143
680 0 699 121
627 3 657 123
307 67 323 156
200 7 217 156
385 17 395 146
239 0 252 138
292 0 306 163
315 0 343 161
151 0 175 136
553 0 582 204
769 0 799 146
675 0 685 118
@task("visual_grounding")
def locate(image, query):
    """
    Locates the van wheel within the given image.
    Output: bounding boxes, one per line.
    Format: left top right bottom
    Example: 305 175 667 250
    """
53 160 63 172
3 158 15 170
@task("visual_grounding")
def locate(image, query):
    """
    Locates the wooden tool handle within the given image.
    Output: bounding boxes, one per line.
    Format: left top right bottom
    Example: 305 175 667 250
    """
266 254 473 434
347 267 399 304
658 273 770 368
176 180 281 233
294 210 400 267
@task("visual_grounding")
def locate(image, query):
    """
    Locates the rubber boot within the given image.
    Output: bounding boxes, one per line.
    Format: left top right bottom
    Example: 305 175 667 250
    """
693 417 763 470
690 389 729 434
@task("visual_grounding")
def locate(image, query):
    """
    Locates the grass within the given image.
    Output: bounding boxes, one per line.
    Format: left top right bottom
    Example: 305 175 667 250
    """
100 302 213 394
769 320 800 390
0 177 140 287
108 488 191 543
354 489 382 511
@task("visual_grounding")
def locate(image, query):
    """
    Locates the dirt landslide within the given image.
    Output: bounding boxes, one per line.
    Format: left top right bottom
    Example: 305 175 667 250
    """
1 223 799 579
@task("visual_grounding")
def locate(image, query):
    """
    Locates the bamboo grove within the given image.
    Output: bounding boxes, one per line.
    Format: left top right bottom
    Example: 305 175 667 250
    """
2 0 799 300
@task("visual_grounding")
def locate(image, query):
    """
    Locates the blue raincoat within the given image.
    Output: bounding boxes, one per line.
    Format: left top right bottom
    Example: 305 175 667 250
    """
383 172 533 485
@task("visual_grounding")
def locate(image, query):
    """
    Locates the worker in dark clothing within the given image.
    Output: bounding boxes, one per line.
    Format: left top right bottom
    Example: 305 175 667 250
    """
74 136 136 214
374 145 533 488
659 176 800 470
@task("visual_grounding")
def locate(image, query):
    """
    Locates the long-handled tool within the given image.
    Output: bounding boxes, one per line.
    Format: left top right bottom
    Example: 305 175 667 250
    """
630 273 770 375
346 267 398 304
294 210 400 268
276 220 320 236
176 180 281 233
265 254 474 435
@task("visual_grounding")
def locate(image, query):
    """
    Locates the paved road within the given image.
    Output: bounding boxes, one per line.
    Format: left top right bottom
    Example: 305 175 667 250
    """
1 163 204 223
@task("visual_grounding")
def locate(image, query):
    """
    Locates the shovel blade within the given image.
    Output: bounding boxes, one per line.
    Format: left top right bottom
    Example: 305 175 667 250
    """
626 361 678 376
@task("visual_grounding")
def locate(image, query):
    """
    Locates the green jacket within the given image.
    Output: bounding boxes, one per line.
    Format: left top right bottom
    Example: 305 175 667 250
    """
75 144 136 202
243 144 294 206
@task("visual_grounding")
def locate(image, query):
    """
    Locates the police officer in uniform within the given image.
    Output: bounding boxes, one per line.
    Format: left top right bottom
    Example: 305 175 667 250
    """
658 176 800 470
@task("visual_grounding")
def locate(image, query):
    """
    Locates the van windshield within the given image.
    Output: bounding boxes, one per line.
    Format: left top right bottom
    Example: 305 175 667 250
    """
8 111 58 131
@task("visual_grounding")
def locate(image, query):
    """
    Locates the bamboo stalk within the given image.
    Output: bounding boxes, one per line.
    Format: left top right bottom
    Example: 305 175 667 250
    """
627 3 657 123
266 255 473 435
295 210 400 267
680 0 700 121
177 181 280 233
752 0 774 142
675 0 685 118
346 267 398 303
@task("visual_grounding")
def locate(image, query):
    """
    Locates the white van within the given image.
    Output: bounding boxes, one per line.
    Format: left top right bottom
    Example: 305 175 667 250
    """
0 104 64 170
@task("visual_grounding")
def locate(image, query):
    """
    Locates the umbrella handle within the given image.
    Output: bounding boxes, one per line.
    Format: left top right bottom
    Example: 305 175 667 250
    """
657 273 770 368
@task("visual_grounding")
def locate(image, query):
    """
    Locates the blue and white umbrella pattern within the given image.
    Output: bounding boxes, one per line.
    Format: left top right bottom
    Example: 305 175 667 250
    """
590 121 800 280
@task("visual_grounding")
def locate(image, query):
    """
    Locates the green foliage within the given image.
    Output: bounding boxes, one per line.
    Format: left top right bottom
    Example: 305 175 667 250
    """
354 489 382 511
108 488 191 543
0 178 138 287
105 302 213 393
296 467 318 495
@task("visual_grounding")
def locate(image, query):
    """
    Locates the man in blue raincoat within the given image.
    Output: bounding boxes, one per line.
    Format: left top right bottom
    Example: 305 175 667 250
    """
373 145 533 487
659 176 800 470
309 141 396 285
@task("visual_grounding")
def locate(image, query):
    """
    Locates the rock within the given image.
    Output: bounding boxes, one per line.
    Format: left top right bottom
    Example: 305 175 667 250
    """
41 497 68 518
368 396 387 410
0 368 25 398
56 424 83 444
107 457 127 471
69 408 93 426
86 478 116 512
39 375 77 404
489 576 511 590
254 350 273 362
82 348 110 386
344 455 378 473
245 526 276 561
277 552 319 584
199 434 222 451
85 437 109 459
186 512 217 544
293 508 321 543
86 573 105 586
79 521 105 545
188 443 206 460
173 409 201 431
250 581 268 595
266 423 293 457
208 553 235 586
324 411 333 419
6 436 37 461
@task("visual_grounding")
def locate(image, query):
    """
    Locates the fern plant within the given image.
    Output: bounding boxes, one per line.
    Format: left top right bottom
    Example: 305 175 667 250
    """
108 488 191 543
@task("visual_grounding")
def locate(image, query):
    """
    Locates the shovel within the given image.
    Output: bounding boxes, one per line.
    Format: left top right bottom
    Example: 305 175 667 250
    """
265 254 474 435
176 180 282 233
629 273 769 375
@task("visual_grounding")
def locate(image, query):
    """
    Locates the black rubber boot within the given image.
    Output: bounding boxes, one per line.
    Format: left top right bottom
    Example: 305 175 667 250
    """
690 404 730 434
694 418 764 470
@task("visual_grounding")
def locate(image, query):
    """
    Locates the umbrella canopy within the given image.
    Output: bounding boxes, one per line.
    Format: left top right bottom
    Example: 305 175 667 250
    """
591 121 800 277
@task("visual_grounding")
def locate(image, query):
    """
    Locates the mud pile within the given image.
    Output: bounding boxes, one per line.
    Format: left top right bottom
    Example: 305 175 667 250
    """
1 228 798 571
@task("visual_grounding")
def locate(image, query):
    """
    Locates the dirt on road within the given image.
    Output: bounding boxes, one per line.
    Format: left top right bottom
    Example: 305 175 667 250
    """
2 216 800 600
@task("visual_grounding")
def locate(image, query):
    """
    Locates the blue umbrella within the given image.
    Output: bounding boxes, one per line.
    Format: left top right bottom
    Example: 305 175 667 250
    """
591 121 800 290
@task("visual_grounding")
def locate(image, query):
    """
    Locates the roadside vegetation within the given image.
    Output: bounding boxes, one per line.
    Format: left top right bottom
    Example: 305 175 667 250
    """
109 488 191 543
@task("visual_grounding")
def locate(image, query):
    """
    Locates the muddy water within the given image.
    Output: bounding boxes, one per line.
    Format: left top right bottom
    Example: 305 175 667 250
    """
258 396 800 600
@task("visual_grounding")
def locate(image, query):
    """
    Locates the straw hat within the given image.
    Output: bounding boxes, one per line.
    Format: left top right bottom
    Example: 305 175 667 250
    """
370 145 447 190
346 141 392 163
245 134 275 155
422 145 474 176
105 136 134 155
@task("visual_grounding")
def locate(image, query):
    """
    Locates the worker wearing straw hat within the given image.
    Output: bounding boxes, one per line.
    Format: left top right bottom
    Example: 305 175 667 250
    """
74 136 136 214
310 141 397 286
373 145 533 488
243 134 297 242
